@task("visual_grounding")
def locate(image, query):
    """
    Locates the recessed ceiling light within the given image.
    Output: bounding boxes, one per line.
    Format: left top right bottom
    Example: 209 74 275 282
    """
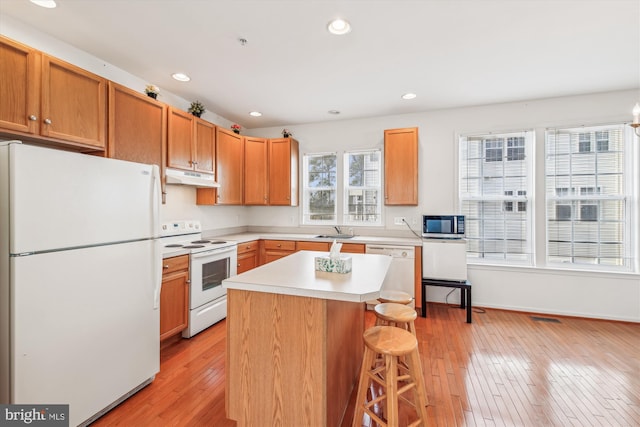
327 18 351 35
401 93 417 100
172 73 191 82
328 110 341 115
249 111 262 117
30 0 57 8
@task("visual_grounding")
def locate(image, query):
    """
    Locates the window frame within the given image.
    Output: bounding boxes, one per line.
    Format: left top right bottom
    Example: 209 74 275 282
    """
544 123 633 271
342 149 382 226
459 130 534 265
301 152 338 225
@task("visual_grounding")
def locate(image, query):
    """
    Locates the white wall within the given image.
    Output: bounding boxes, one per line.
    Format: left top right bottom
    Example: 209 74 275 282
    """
250 91 640 322
4 17 638 321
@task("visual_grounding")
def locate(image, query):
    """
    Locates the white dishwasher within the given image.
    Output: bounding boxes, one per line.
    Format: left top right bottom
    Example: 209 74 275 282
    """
365 244 415 308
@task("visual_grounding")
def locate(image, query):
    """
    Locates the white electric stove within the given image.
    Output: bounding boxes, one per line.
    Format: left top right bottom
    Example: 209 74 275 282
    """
160 220 237 337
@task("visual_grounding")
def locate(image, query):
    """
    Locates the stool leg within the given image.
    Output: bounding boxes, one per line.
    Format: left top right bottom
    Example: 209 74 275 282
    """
385 354 399 427
352 347 376 427
406 349 429 425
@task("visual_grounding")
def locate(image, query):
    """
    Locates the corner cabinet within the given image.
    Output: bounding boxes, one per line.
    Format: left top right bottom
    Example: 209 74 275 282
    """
384 127 418 205
0 36 107 151
197 127 243 205
268 137 299 206
167 107 215 174
160 255 190 341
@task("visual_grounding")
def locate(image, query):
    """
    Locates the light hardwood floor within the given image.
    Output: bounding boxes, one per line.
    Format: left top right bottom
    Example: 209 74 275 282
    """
92 304 639 426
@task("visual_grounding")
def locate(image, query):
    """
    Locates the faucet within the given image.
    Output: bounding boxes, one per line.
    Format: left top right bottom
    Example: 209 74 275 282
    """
334 226 342 234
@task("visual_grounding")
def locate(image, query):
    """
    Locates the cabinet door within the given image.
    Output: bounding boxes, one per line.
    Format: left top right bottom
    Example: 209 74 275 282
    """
340 243 366 254
296 241 330 251
269 137 299 206
108 82 166 168
244 137 268 205
0 36 40 135
384 127 418 205
160 270 189 340
41 55 106 148
216 127 244 205
194 118 215 174
167 107 194 171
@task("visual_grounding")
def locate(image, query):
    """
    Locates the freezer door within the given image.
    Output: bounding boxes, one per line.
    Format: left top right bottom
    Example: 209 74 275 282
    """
10 240 160 426
8 143 160 254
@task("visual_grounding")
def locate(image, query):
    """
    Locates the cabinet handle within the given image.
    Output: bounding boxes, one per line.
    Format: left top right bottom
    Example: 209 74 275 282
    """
44 118 52 125
277 244 281 247
237 263 240 267
28 115 37 121
163 264 169 269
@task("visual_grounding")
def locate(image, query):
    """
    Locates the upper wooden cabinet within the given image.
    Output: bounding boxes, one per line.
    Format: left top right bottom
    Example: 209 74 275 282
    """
0 36 107 151
214 127 244 205
167 107 215 174
384 127 418 205
108 82 166 167
268 137 299 206
0 36 40 135
244 136 268 205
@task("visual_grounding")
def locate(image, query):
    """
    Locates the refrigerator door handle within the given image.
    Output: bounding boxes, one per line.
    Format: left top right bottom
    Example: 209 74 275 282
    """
151 165 161 237
152 239 162 309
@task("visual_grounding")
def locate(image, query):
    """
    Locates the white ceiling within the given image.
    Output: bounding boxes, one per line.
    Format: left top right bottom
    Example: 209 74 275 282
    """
1 0 639 129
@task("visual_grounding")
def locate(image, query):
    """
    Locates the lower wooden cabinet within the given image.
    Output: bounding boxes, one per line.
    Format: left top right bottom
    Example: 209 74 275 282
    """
261 240 296 264
237 240 259 274
160 255 189 341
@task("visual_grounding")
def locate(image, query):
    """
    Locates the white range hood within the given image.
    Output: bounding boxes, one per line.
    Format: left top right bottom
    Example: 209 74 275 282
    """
165 168 220 188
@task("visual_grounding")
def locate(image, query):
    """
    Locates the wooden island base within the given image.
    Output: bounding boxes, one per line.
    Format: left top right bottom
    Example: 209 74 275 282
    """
226 288 365 427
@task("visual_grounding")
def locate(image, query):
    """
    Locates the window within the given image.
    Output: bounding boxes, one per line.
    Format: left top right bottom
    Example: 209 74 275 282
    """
596 131 609 152
484 139 503 162
459 130 533 264
578 133 591 153
302 153 337 224
507 137 525 161
343 150 382 225
545 124 631 269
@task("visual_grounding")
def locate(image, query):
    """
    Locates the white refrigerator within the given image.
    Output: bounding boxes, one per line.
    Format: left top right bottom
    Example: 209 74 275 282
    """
0 141 162 426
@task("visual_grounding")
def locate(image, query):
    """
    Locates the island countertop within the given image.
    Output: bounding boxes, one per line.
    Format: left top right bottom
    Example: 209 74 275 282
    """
222 250 392 303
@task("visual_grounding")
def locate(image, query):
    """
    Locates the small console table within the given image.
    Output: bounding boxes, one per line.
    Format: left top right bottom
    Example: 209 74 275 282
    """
421 278 472 323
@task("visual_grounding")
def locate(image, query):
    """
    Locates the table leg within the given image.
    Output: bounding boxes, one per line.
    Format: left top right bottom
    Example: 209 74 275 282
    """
460 287 466 309
466 287 472 323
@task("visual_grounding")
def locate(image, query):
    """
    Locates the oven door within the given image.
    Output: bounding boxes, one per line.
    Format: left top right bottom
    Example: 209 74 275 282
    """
190 245 238 309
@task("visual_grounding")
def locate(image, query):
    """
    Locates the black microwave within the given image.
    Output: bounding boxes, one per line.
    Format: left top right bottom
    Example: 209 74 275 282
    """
422 215 465 239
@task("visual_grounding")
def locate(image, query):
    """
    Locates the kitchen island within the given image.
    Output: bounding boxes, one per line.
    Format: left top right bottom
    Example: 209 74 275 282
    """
223 250 392 427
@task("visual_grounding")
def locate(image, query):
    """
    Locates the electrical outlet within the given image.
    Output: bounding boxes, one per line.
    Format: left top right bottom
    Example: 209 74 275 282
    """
393 217 406 225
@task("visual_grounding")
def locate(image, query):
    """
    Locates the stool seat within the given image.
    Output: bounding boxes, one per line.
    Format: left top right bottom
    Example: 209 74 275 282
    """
374 303 417 324
378 290 413 305
363 325 417 356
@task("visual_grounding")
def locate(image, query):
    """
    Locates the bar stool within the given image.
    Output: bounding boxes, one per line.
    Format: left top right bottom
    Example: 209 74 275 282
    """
374 303 417 336
378 290 413 306
352 326 428 427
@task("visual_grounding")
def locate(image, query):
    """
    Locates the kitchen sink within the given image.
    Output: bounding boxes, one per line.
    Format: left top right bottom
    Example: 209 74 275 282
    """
314 234 355 239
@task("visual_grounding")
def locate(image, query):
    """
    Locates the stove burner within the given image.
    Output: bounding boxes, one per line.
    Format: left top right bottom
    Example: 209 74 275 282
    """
191 240 210 244
209 241 227 244
183 245 205 249
165 244 183 248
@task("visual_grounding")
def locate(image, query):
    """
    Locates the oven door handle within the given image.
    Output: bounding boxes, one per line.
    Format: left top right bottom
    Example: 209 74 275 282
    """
191 246 237 259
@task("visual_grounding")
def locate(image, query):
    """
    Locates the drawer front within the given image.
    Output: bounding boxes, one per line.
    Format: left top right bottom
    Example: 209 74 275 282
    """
296 241 330 251
263 240 296 251
162 254 189 275
237 240 259 254
340 243 365 254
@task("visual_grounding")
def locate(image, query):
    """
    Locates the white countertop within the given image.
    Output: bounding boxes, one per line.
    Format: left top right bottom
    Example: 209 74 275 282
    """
213 231 422 246
223 250 392 303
